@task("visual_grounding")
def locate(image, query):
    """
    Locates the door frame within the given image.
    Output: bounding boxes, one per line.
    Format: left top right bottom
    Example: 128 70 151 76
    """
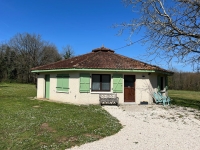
124 75 136 102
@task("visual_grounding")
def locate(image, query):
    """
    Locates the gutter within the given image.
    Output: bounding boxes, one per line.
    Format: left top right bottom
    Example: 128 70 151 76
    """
31 68 173 75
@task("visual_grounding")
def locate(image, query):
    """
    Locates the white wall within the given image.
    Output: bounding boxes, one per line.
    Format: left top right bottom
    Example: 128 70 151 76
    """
124 72 155 104
36 71 157 104
50 72 102 104
37 74 45 98
149 73 158 103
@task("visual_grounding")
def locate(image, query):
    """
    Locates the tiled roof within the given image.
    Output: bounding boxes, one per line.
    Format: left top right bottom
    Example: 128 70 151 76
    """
31 46 172 73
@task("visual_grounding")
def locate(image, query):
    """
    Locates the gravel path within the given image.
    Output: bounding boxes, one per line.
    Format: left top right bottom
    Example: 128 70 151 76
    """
68 105 200 150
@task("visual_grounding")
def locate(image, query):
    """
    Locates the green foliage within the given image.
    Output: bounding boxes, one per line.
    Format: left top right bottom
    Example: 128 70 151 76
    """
0 83 122 149
169 90 200 110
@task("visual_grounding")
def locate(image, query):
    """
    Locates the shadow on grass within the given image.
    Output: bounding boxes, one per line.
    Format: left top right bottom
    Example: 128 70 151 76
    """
171 97 200 110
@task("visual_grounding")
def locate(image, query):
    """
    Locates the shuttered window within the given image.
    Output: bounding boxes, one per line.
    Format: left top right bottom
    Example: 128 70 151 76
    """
80 73 90 93
113 74 123 93
56 74 69 92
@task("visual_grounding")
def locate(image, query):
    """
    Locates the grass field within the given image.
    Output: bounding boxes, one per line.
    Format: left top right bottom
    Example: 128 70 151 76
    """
0 83 122 150
169 90 200 110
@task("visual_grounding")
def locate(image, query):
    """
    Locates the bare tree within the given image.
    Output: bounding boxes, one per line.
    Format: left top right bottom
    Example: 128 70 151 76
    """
116 0 200 70
62 45 75 59
39 44 62 65
8 33 61 82
168 71 200 91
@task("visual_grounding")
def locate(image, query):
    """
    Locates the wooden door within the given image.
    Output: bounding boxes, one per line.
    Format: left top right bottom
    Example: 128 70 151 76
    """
124 75 135 102
45 74 50 99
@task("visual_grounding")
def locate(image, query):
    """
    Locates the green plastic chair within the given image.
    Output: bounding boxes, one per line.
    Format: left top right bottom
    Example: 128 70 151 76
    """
158 92 170 105
153 92 167 106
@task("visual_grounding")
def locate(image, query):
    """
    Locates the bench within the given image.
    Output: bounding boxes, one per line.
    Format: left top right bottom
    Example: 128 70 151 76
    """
99 93 119 106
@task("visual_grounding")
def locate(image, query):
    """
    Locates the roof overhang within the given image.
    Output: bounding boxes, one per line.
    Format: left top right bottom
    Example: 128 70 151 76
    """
31 68 173 75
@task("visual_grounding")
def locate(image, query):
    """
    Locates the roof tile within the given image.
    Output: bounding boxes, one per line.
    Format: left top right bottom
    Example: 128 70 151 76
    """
31 46 172 73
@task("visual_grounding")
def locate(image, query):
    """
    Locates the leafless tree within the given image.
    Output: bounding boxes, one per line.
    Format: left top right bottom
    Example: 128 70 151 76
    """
8 33 61 82
116 0 200 70
39 44 62 65
169 71 200 91
62 45 75 59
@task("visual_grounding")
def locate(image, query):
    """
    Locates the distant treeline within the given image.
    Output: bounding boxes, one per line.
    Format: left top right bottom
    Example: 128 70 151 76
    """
0 33 62 83
1 33 200 91
168 72 200 91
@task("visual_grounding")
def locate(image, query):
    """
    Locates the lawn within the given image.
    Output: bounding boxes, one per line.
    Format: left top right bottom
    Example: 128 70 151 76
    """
0 83 122 150
169 90 200 110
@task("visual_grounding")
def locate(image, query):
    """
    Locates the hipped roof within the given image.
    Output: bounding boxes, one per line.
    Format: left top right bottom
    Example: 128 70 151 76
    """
31 46 173 74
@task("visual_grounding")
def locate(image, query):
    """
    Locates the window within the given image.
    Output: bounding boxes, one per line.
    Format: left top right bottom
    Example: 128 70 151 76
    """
92 74 111 91
56 74 69 92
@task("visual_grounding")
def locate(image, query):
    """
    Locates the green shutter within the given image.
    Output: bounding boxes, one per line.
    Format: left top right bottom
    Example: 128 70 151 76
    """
80 73 90 93
62 75 69 92
157 75 161 91
56 74 69 92
56 76 63 91
113 74 123 93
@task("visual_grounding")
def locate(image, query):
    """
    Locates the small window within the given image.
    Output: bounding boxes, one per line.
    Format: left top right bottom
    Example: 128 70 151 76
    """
92 74 111 91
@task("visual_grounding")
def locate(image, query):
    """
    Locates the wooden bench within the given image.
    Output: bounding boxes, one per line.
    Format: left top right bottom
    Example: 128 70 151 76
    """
99 93 119 106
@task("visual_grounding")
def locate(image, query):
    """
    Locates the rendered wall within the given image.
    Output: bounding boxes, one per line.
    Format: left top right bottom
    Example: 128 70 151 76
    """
36 71 157 104
37 74 45 98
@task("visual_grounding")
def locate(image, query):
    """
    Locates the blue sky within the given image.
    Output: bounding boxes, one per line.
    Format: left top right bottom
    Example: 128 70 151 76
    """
0 0 192 71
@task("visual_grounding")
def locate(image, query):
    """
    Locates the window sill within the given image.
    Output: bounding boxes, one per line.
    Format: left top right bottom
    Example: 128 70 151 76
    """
91 91 112 94
56 91 69 94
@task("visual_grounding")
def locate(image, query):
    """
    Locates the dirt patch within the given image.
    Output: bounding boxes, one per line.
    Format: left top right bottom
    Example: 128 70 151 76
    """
84 134 102 139
57 136 78 146
28 97 36 100
39 142 48 146
33 105 40 108
68 136 78 142
38 123 56 135
58 136 69 143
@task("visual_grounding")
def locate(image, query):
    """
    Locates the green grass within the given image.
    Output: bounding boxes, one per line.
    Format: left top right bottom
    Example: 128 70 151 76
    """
169 90 200 110
0 83 122 150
